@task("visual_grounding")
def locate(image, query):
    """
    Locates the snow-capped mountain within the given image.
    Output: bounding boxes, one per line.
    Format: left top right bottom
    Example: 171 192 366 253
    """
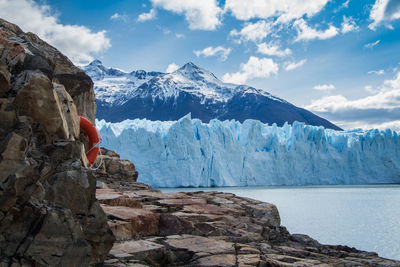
84 60 341 130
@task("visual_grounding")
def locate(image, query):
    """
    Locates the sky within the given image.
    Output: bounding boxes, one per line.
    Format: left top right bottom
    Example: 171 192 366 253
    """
0 0 399 130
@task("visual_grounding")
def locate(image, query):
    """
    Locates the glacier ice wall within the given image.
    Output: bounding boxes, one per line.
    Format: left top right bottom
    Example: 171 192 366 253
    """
97 114 400 187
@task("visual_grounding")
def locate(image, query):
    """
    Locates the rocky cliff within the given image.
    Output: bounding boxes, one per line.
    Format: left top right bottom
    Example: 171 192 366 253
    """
0 18 113 266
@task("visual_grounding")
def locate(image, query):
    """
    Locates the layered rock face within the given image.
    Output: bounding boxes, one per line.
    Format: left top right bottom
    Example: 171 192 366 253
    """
95 161 399 266
0 19 113 266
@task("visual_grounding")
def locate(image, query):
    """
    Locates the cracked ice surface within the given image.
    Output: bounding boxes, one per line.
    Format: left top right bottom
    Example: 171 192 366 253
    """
97 114 400 187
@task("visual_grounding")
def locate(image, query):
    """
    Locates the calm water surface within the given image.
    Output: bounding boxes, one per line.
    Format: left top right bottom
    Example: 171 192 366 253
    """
160 185 400 260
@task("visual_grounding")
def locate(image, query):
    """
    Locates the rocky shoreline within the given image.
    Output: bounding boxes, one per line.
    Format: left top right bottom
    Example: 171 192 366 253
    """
0 18 399 266
94 148 399 266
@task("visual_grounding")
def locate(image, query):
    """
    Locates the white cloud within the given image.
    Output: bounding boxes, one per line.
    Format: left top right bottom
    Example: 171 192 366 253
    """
363 120 400 131
162 28 171 35
137 9 156 22
368 69 385 75
333 120 400 131
294 19 339 42
369 0 400 30
364 40 381 48
150 0 222 30
305 72 400 130
110 13 129 22
285 59 307 71
383 71 400 88
0 0 111 64
194 46 231 61
224 0 329 23
341 0 350 9
230 20 272 43
341 16 359 33
166 63 180 73
313 84 336 91
364 85 376 93
306 90 400 112
111 13 120 19
222 56 278 84
175 33 185 38
257 42 292 57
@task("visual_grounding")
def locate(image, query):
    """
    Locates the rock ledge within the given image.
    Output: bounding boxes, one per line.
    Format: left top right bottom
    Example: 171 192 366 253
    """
95 155 399 267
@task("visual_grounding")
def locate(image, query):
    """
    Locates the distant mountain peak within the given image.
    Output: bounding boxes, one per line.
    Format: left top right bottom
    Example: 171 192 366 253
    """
173 62 223 84
178 62 203 73
89 59 103 66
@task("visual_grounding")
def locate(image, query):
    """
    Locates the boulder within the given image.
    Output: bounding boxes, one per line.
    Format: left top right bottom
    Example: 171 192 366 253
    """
94 147 138 182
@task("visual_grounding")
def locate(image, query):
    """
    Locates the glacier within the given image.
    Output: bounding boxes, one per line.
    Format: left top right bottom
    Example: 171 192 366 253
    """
96 114 400 188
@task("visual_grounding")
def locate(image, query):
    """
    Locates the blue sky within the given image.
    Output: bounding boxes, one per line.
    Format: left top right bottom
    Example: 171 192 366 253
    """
1 0 400 130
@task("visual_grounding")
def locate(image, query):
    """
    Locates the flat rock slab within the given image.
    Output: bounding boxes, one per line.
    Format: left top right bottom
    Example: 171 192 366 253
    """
133 190 188 199
110 240 166 266
182 204 227 215
97 189 142 208
266 253 324 266
142 204 169 213
108 250 135 260
157 198 207 206
164 235 235 255
101 205 156 221
113 240 164 255
102 205 159 239
171 211 222 222
195 254 236 267
237 254 262 266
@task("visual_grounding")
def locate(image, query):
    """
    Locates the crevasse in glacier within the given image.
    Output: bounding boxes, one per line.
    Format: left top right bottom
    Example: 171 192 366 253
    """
96 114 400 187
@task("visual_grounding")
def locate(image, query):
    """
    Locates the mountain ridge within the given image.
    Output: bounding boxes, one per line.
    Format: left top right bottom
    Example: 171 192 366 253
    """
84 60 342 130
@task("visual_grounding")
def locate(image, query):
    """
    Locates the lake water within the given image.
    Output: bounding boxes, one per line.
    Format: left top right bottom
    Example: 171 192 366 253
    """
160 184 400 261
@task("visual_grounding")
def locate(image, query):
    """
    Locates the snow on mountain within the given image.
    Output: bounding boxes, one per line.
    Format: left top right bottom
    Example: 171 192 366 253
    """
97 114 400 188
83 59 161 106
84 60 341 130
141 62 287 103
139 62 241 103
85 60 258 103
